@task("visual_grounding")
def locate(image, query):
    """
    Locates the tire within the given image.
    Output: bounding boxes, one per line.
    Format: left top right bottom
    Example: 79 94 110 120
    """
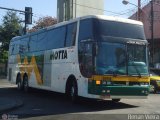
112 99 121 103
23 75 29 93
17 75 23 90
150 81 158 94
66 80 78 103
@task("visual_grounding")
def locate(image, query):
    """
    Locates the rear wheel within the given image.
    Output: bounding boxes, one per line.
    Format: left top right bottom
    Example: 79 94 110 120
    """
23 75 29 93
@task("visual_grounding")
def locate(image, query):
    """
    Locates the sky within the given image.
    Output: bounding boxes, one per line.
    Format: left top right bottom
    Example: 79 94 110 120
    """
0 0 144 24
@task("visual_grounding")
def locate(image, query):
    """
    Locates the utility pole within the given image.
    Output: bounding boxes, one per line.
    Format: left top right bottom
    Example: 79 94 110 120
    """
138 0 141 20
150 0 154 63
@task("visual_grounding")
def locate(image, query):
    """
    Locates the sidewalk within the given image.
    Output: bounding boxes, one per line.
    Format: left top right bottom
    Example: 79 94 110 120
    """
0 97 23 113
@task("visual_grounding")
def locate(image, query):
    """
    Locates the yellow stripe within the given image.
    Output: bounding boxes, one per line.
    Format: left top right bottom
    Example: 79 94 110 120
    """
30 56 43 85
90 75 150 82
17 55 43 85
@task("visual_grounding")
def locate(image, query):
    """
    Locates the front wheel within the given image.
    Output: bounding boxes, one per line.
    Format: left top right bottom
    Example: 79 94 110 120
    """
67 80 78 103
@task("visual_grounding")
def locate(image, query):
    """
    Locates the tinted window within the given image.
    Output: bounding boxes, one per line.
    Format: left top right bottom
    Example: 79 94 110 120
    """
96 42 127 75
30 34 38 52
47 26 66 49
9 43 14 55
96 20 145 40
78 19 93 42
9 40 20 55
19 37 29 54
37 32 48 51
65 22 77 47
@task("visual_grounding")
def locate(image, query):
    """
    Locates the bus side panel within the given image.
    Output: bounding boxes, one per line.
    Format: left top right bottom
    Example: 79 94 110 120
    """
8 55 19 84
50 47 78 93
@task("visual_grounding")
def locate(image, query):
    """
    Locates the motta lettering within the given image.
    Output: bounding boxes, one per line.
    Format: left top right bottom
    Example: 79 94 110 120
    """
50 50 68 60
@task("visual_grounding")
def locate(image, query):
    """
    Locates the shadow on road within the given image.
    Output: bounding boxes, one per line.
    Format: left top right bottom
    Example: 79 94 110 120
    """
0 87 138 119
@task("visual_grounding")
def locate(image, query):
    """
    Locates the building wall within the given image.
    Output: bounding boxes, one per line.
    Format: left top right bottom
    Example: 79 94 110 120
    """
130 0 160 64
130 1 160 39
57 0 104 22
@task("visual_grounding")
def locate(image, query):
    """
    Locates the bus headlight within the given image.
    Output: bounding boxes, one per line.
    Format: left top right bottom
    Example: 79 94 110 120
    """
96 80 101 85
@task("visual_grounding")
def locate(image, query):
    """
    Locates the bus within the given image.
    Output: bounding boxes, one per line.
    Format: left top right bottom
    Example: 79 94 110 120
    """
8 15 150 102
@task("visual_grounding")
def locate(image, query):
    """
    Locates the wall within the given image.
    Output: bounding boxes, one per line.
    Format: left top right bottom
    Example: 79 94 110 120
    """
57 0 104 22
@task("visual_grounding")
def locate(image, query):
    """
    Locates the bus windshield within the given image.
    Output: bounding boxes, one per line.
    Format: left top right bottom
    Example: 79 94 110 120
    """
127 44 148 76
96 42 126 75
96 41 148 76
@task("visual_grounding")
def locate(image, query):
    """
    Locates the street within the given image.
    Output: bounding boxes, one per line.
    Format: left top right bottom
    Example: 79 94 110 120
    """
0 79 160 120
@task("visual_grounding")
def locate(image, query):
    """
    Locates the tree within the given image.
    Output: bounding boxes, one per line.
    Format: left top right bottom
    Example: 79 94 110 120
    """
28 16 57 33
0 11 22 63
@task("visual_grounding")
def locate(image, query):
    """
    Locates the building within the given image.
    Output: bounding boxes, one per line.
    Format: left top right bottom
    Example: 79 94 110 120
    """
57 0 104 22
130 0 160 65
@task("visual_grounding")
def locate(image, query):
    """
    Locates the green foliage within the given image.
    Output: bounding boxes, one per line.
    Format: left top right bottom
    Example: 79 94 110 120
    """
0 51 8 63
0 11 22 63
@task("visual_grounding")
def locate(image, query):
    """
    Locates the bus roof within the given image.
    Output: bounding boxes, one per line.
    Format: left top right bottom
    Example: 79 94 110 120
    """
11 15 143 42
48 15 143 30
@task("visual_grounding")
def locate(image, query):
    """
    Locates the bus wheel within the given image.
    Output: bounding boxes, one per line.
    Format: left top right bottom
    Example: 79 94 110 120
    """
67 80 78 103
23 75 29 93
17 75 23 90
112 99 121 103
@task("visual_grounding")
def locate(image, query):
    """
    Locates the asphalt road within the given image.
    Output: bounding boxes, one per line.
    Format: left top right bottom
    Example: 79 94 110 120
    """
0 79 160 120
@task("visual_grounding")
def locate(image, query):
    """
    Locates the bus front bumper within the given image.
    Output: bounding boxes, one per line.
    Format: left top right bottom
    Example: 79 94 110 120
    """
88 85 149 99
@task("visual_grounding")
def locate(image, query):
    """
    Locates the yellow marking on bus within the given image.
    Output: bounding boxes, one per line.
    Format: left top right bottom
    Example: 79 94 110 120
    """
90 75 150 83
17 55 43 85
30 56 43 85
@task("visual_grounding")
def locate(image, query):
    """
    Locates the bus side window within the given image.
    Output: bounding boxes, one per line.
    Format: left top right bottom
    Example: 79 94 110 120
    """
19 37 29 54
65 22 77 47
78 19 94 78
79 42 93 78
11 41 20 55
78 19 93 43
47 26 66 49
10 44 14 55
30 35 38 52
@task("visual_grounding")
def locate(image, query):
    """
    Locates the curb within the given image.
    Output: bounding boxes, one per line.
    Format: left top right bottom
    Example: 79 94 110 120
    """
0 98 24 113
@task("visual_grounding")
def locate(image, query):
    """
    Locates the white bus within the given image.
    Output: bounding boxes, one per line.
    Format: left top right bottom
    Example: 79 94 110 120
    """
8 15 150 102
